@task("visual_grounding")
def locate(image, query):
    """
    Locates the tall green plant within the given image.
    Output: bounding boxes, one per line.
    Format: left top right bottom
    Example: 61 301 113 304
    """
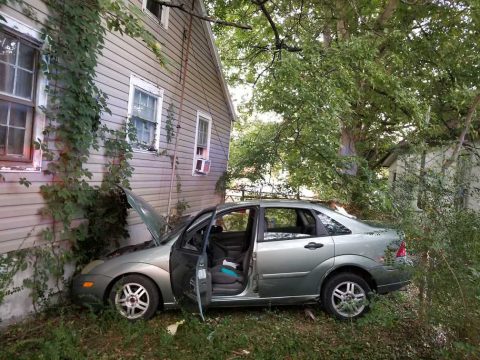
392 163 480 349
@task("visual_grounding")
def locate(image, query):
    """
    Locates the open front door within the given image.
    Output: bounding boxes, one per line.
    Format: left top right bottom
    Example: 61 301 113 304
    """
170 209 216 320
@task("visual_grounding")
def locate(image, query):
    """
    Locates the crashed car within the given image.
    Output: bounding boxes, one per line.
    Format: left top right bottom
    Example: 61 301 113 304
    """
72 188 411 320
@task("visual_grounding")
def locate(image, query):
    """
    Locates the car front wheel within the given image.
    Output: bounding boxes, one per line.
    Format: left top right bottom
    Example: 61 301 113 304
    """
109 275 160 320
322 273 371 320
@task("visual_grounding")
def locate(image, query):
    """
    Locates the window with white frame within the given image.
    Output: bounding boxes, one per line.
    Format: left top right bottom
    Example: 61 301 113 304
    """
127 75 163 152
0 29 38 162
193 112 212 175
142 0 170 29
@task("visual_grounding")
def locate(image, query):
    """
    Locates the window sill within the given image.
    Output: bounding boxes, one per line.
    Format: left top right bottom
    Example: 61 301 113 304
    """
132 148 159 155
0 164 41 172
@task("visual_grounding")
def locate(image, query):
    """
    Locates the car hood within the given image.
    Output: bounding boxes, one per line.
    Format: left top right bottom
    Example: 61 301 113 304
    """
92 241 174 274
122 187 167 245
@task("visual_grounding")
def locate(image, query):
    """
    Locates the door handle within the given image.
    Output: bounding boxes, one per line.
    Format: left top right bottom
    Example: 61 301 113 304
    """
304 242 324 250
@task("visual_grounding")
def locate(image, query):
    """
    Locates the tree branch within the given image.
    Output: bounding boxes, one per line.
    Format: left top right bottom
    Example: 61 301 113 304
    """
251 0 302 52
442 93 480 171
376 0 399 30
153 1 252 30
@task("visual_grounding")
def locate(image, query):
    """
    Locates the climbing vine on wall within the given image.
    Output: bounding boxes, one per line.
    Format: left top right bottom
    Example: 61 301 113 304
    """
165 103 176 144
0 0 166 308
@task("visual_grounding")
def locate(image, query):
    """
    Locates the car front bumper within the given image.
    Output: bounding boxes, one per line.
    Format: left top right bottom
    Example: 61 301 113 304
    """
71 273 113 309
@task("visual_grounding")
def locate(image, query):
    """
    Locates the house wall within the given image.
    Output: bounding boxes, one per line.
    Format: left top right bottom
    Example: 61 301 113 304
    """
0 0 233 323
387 146 480 212
0 0 233 253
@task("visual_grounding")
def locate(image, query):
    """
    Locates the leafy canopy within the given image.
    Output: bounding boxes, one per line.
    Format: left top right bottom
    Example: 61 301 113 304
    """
208 0 480 201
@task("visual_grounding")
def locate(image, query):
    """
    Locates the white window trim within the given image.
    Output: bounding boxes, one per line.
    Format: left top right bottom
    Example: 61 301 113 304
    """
0 11 46 173
127 74 164 153
192 111 212 176
142 0 170 30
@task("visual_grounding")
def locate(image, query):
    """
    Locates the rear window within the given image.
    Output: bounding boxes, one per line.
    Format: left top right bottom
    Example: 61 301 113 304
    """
315 211 351 236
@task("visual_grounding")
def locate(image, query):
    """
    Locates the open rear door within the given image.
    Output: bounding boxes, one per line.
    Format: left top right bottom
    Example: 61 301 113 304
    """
170 209 216 320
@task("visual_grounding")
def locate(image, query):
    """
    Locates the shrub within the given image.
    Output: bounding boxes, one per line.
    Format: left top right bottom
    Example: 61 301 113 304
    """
391 167 480 348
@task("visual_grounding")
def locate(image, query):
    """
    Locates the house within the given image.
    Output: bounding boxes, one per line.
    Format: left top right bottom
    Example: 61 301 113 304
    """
0 0 234 323
381 143 480 212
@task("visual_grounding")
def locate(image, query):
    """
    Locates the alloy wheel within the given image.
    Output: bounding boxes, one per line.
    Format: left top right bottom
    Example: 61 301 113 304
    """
114 282 150 320
331 281 367 318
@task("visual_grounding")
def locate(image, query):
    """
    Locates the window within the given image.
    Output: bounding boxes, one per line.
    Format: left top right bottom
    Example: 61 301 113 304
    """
127 75 163 152
216 209 251 233
315 211 352 236
0 30 38 162
142 0 170 29
193 112 212 175
182 211 214 252
263 208 317 241
265 208 297 229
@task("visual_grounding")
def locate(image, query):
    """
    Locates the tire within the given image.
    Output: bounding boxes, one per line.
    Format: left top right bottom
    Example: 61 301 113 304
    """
108 275 160 320
321 273 371 320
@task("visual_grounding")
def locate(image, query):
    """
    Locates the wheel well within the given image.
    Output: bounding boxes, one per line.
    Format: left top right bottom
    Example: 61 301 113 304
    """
104 272 164 310
321 266 377 294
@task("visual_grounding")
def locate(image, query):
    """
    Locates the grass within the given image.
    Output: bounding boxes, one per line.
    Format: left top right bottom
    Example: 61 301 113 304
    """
0 289 477 360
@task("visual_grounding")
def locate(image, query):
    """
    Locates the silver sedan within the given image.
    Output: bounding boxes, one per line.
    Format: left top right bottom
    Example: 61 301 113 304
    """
72 188 410 320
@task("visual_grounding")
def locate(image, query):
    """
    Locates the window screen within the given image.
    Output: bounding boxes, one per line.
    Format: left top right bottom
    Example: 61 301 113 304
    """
197 117 209 148
131 88 157 150
0 31 37 161
194 114 211 174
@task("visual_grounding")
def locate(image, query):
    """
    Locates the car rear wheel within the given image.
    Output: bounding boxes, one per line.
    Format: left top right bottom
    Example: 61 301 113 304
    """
322 273 371 320
109 275 159 320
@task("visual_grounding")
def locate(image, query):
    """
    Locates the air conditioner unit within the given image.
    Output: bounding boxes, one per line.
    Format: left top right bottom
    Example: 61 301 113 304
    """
195 158 211 174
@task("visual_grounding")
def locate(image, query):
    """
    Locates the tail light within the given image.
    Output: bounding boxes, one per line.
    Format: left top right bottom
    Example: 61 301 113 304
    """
396 241 406 257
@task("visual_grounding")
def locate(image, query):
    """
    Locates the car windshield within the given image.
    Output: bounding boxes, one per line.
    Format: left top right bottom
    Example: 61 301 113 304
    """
186 211 214 232
157 211 215 245
158 216 193 244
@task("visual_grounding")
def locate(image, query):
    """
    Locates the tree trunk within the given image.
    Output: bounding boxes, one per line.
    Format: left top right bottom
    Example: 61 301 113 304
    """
339 124 358 176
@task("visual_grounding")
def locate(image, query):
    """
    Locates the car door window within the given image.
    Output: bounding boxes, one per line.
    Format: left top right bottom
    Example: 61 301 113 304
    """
315 211 351 235
263 208 316 241
216 209 250 233
182 212 213 251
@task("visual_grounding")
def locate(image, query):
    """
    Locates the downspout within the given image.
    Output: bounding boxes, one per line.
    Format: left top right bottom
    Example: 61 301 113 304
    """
165 0 195 223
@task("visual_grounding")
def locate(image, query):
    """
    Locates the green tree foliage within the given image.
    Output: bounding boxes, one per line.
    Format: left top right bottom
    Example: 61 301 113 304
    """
208 0 480 203
392 165 480 348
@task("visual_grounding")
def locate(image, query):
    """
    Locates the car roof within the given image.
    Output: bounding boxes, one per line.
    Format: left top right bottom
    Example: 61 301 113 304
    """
218 199 315 210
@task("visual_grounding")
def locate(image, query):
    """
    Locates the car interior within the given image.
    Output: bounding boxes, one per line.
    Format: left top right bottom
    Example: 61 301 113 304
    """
207 208 257 296
180 208 257 296
180 206 331 298
206 207 326 295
